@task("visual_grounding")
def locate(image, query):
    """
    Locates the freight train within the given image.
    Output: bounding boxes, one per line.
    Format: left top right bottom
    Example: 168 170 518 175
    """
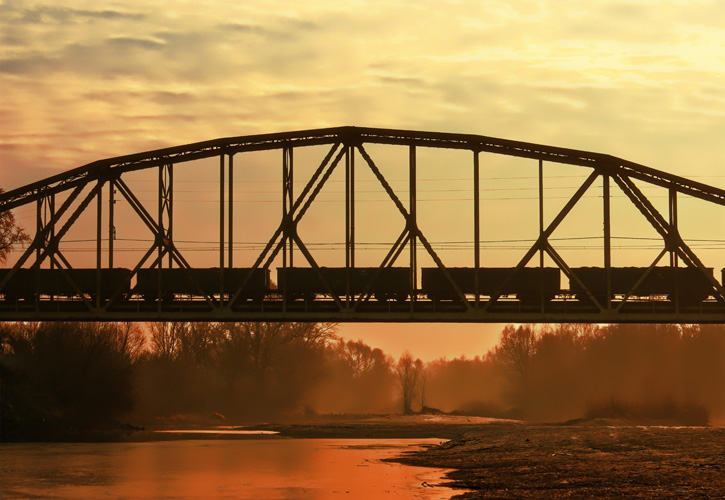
569 266 714 306
421 267 560 304
277 267 410 302
0 265 719 306
0 268 132 302
135 267 270 302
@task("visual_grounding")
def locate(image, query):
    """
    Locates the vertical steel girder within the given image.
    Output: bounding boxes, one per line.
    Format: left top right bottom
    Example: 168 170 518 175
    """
160 163 173 269
282 146 294 270
281 146 292 305
473 151 480 308
409 145 417 307
538 159 545 311
669 189 679 311
36 191 56 267
603 174 611 309
345 144 355 305
219 156 225 301
228 154 234 269
96 180 102 307
108 179 115 269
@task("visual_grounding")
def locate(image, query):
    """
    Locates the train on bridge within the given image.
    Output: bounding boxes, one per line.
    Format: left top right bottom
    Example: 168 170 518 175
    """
0 265 718 307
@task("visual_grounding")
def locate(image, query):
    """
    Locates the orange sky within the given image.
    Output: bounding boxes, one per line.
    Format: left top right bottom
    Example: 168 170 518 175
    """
2 1 725 360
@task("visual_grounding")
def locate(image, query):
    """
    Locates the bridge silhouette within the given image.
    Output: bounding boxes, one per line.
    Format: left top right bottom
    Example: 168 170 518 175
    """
1 126 725 322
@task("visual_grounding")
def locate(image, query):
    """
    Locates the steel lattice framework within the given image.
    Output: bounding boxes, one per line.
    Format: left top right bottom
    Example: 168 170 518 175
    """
1 126 725 322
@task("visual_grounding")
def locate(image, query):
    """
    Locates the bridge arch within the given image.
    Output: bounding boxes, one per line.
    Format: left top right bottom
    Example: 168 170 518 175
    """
1 126 724 322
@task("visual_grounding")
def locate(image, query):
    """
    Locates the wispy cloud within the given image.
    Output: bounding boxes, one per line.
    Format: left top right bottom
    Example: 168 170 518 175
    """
1 0 725 181
107 36 165 50
0 3 145 24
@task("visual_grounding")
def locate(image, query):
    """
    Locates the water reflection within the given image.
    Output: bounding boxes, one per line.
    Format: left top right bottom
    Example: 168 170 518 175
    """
155 429 279 435
0 438 459 499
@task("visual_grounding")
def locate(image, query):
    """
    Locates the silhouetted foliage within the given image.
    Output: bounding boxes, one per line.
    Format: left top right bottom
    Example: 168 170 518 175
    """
0 188 31 264
134 322 337 420
419 323 725 425
311 339 396 414
489 323 725 423
497 324 537 377
0 322 144 440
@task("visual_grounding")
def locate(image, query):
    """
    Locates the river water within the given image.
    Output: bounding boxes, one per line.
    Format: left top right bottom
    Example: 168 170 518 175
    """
0 437 460 499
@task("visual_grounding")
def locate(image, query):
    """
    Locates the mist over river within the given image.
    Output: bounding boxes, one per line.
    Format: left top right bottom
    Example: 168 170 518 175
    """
0 437 459 499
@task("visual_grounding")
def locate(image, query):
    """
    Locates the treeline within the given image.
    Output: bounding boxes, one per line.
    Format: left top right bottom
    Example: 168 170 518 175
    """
0 322 145 440
442 323 725 424
1 322 724 440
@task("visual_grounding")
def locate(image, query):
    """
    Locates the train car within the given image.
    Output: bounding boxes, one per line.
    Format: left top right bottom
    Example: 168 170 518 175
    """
0 268 132 302
277 267 411 302
570 267 714 306
421 267 560 304
135 267 271 302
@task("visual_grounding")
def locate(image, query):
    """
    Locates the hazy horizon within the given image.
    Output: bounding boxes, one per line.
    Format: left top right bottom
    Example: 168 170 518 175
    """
3 0 725 359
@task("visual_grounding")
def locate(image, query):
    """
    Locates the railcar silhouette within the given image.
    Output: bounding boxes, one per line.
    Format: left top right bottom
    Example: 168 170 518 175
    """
0 268 131 302
421 267 560 304
569 266 714 306
134 267 270 302
277 267 411 302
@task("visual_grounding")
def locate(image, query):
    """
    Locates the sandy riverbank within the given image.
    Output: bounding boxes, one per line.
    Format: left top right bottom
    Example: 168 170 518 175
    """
247 413 521 439
390 422 725 499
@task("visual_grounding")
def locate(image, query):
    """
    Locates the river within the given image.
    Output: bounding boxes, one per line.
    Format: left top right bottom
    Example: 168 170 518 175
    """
0 437 461 499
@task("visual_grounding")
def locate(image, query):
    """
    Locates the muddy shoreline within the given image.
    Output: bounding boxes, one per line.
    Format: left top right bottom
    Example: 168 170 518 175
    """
389 423 725 499
250 416 725 498
147 414 725 498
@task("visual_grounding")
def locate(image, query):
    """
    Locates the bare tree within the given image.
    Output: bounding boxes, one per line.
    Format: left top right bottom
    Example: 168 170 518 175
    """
417 368 428 409
396 350 423 414
497 324 537 377
149 322 185 360
0 188 31 264
221 322 336 391
334 339 383 378
113 322 146 360
177 322 224 367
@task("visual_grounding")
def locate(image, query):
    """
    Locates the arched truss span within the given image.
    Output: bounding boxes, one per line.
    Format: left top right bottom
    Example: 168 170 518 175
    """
1 126 724 322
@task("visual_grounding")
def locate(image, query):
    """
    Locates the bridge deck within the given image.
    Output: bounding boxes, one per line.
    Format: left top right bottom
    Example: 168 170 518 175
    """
2 298 725 323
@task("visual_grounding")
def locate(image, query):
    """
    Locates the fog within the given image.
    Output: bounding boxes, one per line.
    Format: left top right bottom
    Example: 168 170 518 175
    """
490 324 725 424
1 321 724 440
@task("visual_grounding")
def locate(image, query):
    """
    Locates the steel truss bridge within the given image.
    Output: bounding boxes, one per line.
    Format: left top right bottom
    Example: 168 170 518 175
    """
1 126 725 323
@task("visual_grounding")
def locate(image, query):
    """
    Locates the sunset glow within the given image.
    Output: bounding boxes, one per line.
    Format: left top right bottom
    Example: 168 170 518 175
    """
2 1 725 359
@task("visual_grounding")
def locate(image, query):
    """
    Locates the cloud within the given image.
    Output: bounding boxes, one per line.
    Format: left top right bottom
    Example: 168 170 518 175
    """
220 22 266 34
2 0 725 189
218 20 317 42
0 54 51 74
0 3 145 24
375 75 429 87
73 9 145 21
107 37 165 50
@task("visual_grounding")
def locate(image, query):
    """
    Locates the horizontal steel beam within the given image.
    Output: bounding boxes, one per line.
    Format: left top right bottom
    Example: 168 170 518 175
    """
1 307 724 324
